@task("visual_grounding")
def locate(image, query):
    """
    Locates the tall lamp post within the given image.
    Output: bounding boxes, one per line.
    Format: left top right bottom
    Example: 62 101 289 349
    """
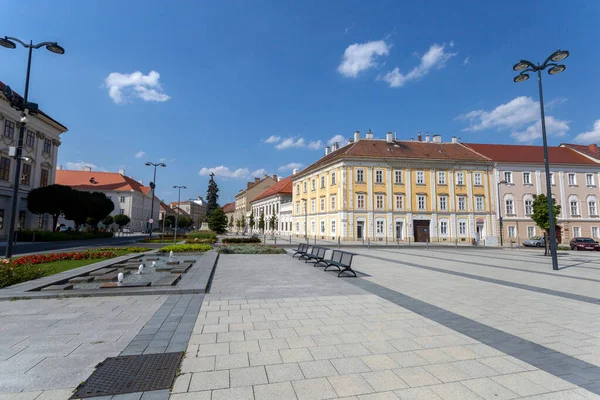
512 49 569 271
497 180 507 246
0 36 65 259
145 162 166 237
173 185 186 243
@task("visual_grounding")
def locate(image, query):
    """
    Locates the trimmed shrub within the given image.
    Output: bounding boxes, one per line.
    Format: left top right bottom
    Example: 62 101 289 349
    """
222 237 261 244
158 244 213 253
15 230 113 242
217 245 286 254
187 231 217 240
94 247 149 253
185 238 217 244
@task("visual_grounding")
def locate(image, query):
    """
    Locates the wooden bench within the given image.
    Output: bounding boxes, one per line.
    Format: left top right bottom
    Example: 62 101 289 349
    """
292 243 309 258
305 247 328 266
323 250 357 277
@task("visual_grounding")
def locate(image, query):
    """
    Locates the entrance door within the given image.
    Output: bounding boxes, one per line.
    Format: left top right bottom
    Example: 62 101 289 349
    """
413 220 430 242
476 222 484 243
395 221 403 241
357 221 364 239
555 226 562 244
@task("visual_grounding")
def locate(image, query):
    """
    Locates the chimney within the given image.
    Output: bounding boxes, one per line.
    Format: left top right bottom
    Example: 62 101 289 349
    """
432 134 442 143
83 166 92 172
354 130 361 142
451 136 458 144
325 146 330 155
255 177 260 183
118 168 125 175
292 168 299 175
333 142 339 151
589 143 598 153
425 133 430 142
386 132 393 143
272 174 278 182
366 129 373 139
417 132 422 142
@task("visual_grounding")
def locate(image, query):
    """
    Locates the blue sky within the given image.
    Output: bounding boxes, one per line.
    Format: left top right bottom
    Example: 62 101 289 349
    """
2 0 599 203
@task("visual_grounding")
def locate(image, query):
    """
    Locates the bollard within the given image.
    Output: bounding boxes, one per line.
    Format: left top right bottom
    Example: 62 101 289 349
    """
368 238 371 249
386 236 388 246
362 237 365 245
397 239 400 248
289 235 292 244
483 239 486 249
314 236 316 245
338 237 341 249
426 239 429 249
32 232 36 243
274 237 277 246
408 236 411 247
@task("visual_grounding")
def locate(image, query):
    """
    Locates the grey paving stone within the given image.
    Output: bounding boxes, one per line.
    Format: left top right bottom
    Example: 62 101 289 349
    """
230 366 268 387
253 381 297 400
265 362 304 383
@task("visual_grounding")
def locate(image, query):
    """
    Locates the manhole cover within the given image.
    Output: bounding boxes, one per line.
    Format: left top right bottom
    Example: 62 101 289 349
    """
71 352 183 399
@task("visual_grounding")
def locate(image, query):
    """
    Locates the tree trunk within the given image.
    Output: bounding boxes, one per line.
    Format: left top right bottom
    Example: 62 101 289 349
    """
544 229 549 256
52 214 59 232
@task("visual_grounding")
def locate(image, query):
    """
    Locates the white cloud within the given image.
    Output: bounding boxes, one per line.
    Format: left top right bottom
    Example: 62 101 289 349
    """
307 140 323 150
573 120 600 143
249 168 267 178
511 116 570 143
380 43 457 88
327 134 346 146
104 70 170 104
64 161 100 171
278 162 304 172
338 40 390 78
275 137 305 150
463 56 470 65
264 135 281 144
198 165 268 180
135 151 146 159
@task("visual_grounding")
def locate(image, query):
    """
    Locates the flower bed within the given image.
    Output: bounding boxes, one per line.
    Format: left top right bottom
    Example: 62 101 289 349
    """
158 244 213 253
221 237 261 244
217 244 286 254
185 238 217 244
187 231 217 240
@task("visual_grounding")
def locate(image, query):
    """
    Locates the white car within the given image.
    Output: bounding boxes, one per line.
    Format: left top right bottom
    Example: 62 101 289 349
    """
122 227 132 234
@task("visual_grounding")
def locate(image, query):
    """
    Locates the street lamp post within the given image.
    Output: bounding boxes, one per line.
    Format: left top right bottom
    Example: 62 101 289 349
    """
145 162 166 238
173 186 186 243
497 180 507 246
512 49 569 271
0 36 65 259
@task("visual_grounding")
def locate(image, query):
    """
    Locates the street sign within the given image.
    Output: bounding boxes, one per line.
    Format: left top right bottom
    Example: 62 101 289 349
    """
149 218 154 224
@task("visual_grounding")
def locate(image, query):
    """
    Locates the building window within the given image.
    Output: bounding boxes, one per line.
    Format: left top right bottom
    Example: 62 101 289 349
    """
296 184 300 194
474 172 482 186
311 179 316 191
331 172 336 185
311 199 315 213
330 196 336 211
18 210 26 229
331 220 336 234
416 171 425 184
505 199 514 215
394 170 403 184
320 220 325 234
303 182 307 192
376 220 384 234
311 221 315 233
320 197 325 212
456 171 464 185
119 196 126 203
458 196 466 211
439 221 448 235
527 226 535 238
458 220 467 236
573 226 581 237
592 227 599 238
375 170 383 183
549 173 555 185
568 173 576 185
20 164 31 185
438 196 447 211
417 195 426 210
395 195 403 210
26 130 35 147
118 208 124 215
570 200 579 216
356 194 365 209
376 195 384 209
0 157 10 181
43 139 52 154
504 171 512 184
589 200 597 216
523 172 531 185
587 174 595 186
320 176 325 188
40 168 49 186
4 120 15 138
525 199 533 215
296 222 299 233
437 171 446 185
508 226 516 238
356 169 364 183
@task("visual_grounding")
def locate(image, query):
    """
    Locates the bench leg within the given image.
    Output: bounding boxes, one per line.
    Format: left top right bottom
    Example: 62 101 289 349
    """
338 268 357 278
314 260 326 267
324 264 341 272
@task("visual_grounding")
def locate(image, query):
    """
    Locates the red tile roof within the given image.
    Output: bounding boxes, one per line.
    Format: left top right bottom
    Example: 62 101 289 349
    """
298 139 490 177
222 202 235 213
560 143 600 161
56 170 149 193
252 176 293 203
464 143 597 165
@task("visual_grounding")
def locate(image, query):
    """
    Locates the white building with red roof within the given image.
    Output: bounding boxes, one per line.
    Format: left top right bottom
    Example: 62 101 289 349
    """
250 174 294 234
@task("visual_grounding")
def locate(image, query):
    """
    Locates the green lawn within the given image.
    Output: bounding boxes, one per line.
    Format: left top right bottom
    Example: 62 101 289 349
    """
39 258 116 276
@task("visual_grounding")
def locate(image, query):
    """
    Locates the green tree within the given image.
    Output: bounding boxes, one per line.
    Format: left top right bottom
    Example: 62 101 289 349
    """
63 190 91 230
209 208 228 233
531 194 561 253
101 215 114 230
258 211 265 233
269 208 277 232
26 184 73 231
228 215 234 230
204 173 219 222
249 211 255 231
113 214 131 231
86 192 115 230
164 215 175 228
177 215 193 229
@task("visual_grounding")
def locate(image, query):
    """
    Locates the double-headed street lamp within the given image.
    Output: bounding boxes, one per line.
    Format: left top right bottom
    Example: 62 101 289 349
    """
497 180 507 246
512 49 569 271
173 185 186 243
145 162 166 237
0 36 65 259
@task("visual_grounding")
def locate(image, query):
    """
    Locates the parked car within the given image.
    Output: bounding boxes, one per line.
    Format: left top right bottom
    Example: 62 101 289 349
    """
569 237 600 251
523 236 545 247
122 227 132 234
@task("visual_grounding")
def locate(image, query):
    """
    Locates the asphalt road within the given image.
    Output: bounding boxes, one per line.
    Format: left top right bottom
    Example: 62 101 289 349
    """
0 235 147 257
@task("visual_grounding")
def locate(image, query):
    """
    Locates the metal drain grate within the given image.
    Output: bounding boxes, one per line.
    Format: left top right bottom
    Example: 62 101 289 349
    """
71 352 183 399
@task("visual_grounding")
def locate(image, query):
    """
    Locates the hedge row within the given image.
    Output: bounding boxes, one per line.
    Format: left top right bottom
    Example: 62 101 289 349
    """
15 230 113 242
221 237 261 244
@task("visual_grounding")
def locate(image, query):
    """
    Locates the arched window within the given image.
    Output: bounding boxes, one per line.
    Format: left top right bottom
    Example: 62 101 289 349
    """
504 194 515 215
523 194 534 216
569 195 580 217
587 195 598 217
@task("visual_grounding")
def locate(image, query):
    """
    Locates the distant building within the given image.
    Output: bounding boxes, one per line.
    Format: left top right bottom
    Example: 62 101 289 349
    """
0 80 68 233
222 202 235 228
250 175 293 234
235 175 278 230
55 168 160 231
159 200 176 228
170 197 206 228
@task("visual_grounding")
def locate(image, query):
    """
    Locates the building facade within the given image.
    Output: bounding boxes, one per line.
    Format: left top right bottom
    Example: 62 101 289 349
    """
0 81 68 234
250 175 293 234
170 198 206 228
56 169 160 231
234 175 278 230
222 202 235 229
292 132 495 243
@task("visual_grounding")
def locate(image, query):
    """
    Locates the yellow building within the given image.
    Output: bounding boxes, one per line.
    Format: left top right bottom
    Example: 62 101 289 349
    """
292 132 495 243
